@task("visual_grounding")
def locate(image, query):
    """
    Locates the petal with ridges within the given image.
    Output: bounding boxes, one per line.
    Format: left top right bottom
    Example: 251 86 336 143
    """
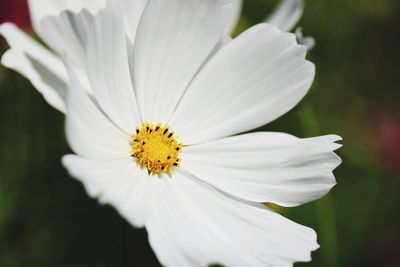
64 59 130 160
62 155 152 227
28 0 105 36
84 6 141 134
183 132 342 206
132 0 235 123
170 24 314 144
39 10 94 73
117 0 148 42
0 23 68 112
146 171 319 267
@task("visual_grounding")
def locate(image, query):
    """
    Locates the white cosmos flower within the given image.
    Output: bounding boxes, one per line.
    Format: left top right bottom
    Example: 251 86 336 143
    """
0 0 312 114
54 0 342 266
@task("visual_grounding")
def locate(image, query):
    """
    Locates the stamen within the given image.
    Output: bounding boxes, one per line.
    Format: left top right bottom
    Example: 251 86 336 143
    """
131 122 182 174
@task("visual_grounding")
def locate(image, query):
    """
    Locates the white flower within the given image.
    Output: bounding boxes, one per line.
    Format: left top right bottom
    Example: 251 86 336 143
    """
55 0 341 266
0 0 312 114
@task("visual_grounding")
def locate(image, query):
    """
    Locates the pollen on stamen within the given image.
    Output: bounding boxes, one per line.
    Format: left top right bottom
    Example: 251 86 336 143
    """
130 122 183 174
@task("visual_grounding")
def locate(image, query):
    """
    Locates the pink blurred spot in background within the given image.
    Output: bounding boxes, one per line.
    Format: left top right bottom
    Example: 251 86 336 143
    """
0 0 31 30
367 109 400 176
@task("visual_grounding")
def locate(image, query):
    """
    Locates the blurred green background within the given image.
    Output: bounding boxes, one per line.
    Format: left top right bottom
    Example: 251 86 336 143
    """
1 0 399 266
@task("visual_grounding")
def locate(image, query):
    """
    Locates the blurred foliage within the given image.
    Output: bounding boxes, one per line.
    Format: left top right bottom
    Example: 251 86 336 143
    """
1 0 400 266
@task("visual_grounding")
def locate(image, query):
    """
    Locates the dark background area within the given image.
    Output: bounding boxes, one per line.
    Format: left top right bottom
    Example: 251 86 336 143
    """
1 0 400 266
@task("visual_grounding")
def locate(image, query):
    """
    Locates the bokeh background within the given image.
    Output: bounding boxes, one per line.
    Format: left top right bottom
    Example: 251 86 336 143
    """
0 0 399 266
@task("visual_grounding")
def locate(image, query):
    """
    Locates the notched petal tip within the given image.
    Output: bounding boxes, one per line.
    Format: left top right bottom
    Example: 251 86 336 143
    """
329 134 344 151
256 23 312 62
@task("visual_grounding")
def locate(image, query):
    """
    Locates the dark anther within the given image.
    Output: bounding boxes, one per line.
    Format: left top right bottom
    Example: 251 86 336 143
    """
142 141 146 145
173 163 178 167
168 133 173 138
163 128 168 135
176 147 180 151
161 166 165 170
155 126 160 131
136 129 140 134
167 156 171 160
134 139 138 142
146 126 149 132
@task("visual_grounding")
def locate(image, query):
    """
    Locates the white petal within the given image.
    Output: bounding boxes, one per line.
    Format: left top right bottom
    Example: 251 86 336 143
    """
117 0 148 42
146 172 318 267
0 23 68 112
183 132 342 206
169 24 314 144
84 6 141 133
132 0 236 123
64 59 130 160
39 10 94 74
62 155 152 227
265 0 304 32
27 0 105 36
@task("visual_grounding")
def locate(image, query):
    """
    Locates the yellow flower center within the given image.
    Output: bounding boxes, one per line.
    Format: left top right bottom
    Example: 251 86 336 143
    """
131 122 182 174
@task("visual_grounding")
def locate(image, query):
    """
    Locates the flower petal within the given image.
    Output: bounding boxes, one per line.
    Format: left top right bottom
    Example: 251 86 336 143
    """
170 24 314 144
183 132 342 206
62 155 151 227
39 10 94 74
146 171 318 267
117 0 148 42
265 0 304 32
83 5 141 133
27 0 105 35
132 0 236 123
64 59 130 160
0 23 68 112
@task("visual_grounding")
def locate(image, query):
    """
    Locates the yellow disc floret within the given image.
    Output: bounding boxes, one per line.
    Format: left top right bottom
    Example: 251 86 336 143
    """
131 122 182 174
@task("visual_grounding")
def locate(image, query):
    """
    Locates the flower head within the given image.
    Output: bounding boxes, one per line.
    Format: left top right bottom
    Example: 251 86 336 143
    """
55 0 342 266
0 0 340 266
